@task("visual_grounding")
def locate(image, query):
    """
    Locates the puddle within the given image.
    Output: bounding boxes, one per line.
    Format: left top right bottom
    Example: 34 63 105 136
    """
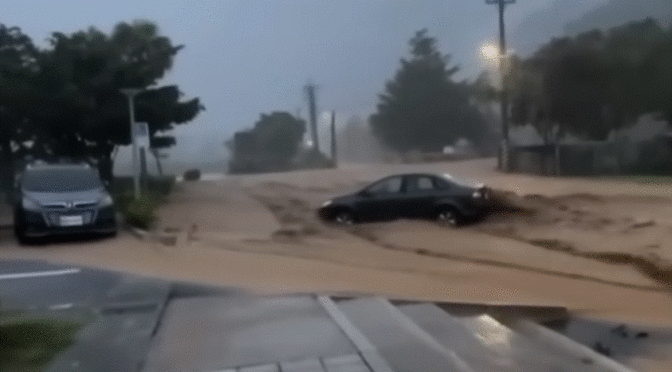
544 316 672 362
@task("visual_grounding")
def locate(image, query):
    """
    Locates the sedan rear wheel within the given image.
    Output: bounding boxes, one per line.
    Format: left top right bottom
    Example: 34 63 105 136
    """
436 207 460 227
334 210 355 225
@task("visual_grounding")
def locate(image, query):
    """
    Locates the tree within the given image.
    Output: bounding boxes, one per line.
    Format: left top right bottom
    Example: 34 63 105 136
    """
228 111 306 173
0 25 39 194
505 18 672 141
36 21 204 181
252 111 306 163
135 85 203 176
0 20 204 188
369 29 487 153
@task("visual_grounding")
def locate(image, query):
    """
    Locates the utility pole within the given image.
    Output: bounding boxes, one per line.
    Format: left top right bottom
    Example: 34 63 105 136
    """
486 0 515 172
304 84 319 152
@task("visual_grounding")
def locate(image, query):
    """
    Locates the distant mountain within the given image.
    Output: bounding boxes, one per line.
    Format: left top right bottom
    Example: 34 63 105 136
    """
510 0 670 57
564 0 672 35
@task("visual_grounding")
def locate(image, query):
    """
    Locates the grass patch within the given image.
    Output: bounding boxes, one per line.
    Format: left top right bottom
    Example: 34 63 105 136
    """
0 318 83 372
122 194 160 229
110 175 175 229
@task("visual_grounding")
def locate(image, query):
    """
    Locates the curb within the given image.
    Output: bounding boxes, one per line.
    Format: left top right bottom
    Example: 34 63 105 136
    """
128 227 151 239
137 283 174 372
127 226 180 246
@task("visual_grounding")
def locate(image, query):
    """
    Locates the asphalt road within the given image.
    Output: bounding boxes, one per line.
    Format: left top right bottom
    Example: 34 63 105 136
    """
0 259 118 311
0 258 171 372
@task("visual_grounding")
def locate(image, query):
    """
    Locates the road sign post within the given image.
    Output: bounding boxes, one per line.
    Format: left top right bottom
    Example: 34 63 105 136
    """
120 88 144 199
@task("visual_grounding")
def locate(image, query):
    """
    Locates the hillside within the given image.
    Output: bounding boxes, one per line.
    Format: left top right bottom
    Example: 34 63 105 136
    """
565 0 672 35
510 0 670 56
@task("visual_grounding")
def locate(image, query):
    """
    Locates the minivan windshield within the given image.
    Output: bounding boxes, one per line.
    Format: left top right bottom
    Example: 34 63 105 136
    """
22 169 102 192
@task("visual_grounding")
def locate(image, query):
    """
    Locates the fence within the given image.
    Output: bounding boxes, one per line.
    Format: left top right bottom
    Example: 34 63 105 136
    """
510 135 672 176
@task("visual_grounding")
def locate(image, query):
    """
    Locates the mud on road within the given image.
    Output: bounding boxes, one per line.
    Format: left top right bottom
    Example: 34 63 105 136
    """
241 180 672 295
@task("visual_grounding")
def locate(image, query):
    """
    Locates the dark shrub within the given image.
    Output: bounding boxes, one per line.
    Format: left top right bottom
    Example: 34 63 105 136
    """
147 176 175 195
123 195 159 229
183 169 201 181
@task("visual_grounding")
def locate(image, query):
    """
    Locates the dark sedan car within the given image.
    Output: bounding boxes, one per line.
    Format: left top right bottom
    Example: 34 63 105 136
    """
318 173 489 225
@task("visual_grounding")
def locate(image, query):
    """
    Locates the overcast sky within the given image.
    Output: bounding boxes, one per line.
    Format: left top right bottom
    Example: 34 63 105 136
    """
3 0 564 166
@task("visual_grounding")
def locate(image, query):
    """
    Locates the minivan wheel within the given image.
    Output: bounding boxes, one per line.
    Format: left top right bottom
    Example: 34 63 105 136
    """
14 226 31 245
334 210 355 225
436 207 460 227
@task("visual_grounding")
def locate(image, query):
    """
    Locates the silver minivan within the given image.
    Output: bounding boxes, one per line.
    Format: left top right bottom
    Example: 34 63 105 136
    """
13 162 117 243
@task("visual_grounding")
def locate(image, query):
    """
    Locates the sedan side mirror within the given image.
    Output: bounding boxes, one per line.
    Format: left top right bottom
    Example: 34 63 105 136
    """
358 189 372 197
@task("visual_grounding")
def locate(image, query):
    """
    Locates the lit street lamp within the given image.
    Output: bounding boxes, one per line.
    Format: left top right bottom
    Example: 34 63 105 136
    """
486 0 515 172
481 44 499 60
120 88 144 199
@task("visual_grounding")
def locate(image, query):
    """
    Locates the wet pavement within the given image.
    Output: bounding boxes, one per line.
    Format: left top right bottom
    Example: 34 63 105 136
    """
547 317 672 370
0 259 171 372
142 296 361 372
1 259 668 371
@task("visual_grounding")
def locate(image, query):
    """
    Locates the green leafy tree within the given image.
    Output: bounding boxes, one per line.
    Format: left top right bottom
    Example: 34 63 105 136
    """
228 111 306 173
505 18 672 141
0 20 204 184
38 21 204 181
0 25 39 193
369 29 487 153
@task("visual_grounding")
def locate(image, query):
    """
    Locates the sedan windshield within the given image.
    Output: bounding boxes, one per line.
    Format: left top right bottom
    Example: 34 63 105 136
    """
441 174 479 188
22 169 102 192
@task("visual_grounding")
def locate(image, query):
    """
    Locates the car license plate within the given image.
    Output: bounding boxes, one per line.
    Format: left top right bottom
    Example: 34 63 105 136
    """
60 215 83 227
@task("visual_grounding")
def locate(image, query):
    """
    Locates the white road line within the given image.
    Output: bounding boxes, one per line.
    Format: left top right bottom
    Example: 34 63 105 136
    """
0 268 81 280
49 303 74 310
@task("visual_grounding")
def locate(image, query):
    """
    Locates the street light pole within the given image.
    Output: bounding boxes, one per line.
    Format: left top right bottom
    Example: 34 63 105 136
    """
330 111 337 167
486 0 515 172
120 88 144 199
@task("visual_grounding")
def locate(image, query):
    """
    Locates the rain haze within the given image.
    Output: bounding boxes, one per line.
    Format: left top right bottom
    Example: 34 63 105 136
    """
5 0 668 173
4 2 672 370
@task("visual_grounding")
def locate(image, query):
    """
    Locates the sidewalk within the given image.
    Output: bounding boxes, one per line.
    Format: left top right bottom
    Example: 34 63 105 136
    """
156 180 281 239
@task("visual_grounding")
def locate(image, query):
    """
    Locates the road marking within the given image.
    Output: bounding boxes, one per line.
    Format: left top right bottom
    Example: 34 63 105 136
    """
49 303 74 310
0 268 81 280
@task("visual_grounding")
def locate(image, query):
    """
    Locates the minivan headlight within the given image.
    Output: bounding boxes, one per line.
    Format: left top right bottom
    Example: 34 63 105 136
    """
22 198 40 211
100 194 114 207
